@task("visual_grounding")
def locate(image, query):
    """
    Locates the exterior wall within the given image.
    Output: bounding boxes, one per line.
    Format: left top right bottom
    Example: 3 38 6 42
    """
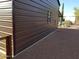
0 0 12 36
13 0 60 55
0 1 12 58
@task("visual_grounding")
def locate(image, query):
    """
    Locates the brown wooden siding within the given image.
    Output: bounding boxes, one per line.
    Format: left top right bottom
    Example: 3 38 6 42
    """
0 1 12 36
0 1 12 59
13 0 60 55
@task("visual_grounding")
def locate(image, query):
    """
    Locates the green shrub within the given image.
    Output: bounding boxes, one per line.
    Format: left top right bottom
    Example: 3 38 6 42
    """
63 20 73 27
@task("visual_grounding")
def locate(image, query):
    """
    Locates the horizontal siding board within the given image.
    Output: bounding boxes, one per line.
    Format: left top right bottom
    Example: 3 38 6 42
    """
31 0 49 9
13 0 59 55
44 0 57 8
0 1 12 35
49 0 58 7
15 28 53 54
46 0 56 8
15 23 46 32
41 0 58 10
41 0 52 8
14 1 47 14
14 21 47 27
15 23 47 33
15 27 49 53
14 8 47 17
0 27 12 34
15 24 47 39
15 7 47 15
0 16 12 20
14 16 47 22
0 21 12 27
16 0 48 11
15 8 47 15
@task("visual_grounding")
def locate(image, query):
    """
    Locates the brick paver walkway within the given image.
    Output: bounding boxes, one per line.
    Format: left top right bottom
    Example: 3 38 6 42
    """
14 26 79 59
